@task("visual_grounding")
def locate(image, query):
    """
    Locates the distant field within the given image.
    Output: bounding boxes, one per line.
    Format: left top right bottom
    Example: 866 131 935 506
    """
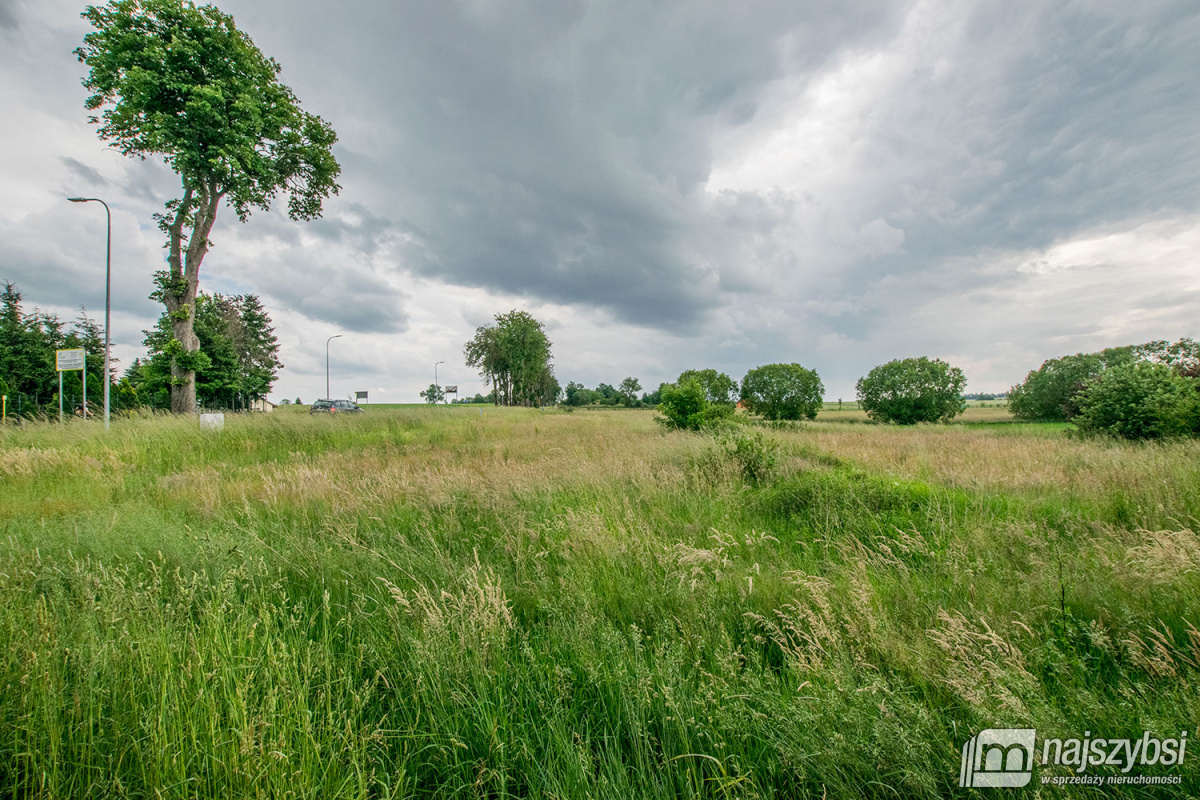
1 408 1197 797
815 401 1014 424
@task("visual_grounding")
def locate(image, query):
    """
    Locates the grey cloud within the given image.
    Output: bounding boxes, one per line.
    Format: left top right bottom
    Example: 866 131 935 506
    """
0 0 18 30
872 4 1199 256
205 205 412 334
738 1 1200 347
459 304 494 330
61 156 108 188
118 159 179 205
220 0 906 329
0 208 162 320
241 267 407 334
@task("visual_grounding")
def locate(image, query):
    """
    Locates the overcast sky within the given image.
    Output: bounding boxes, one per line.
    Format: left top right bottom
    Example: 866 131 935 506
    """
2 0 1198 403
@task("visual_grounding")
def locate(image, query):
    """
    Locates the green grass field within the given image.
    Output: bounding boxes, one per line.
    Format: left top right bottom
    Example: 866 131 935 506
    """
1 408 1197 797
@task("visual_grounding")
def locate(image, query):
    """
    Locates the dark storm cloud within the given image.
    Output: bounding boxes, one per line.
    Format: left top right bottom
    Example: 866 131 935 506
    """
263 265 408 335
686 0 1200 357
222 0 906 329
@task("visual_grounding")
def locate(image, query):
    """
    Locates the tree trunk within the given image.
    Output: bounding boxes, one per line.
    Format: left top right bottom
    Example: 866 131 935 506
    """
163 181 222 414
166 289 200 414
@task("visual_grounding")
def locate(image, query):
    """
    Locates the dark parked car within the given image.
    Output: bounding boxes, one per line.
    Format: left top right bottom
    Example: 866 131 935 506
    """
310 399 363 415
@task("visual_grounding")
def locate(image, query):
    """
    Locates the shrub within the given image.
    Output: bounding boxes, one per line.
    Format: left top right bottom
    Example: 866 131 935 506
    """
657 379 734 431
724 430 779 485
1073 362 1200 439
740 363 824 421
856 357 966 424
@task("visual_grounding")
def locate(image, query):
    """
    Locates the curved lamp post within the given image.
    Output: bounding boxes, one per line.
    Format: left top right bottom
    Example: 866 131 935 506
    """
326 334 343 400
67 197 111 429
434 360 445 404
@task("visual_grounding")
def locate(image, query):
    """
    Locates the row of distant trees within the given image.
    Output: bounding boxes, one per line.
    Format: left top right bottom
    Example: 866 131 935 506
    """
650 358 966 430
563 338 1200 441
0 282 281 416
452 310 987 430
562 378 645 407
0 283 107 414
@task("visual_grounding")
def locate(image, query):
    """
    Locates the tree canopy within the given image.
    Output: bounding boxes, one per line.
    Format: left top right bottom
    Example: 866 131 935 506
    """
618 377 642 408
76 0 339 413
740 363 824 421
677 369 737 406
656 379 733 431
856 357 966 424
464 311 558 406
1008 339 1199 422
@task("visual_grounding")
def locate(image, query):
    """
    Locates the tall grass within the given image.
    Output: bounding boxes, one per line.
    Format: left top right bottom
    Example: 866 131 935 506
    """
0 409 1197 797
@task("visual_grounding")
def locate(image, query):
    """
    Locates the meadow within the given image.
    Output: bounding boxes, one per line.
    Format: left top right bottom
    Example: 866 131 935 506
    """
0 406 1197 798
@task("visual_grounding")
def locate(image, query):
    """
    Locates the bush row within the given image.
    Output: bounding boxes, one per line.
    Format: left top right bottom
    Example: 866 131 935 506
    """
1009 338 1200 439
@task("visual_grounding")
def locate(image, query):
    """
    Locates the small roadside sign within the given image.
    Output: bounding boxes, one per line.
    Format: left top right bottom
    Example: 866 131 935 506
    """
55 349 87 423
57 349 85 371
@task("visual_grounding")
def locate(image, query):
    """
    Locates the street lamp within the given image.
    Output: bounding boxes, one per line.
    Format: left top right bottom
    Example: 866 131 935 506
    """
434 360 445 404
326 334 343 400
67 197 112 429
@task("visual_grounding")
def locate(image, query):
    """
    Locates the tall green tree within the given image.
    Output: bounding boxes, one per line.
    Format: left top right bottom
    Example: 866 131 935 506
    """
226 294 283 401
740 363 824 421
76 0 340 413
618 377 642 408
856 357 967 425
0 283 32 397
677 369 737 406
464 310 555 406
